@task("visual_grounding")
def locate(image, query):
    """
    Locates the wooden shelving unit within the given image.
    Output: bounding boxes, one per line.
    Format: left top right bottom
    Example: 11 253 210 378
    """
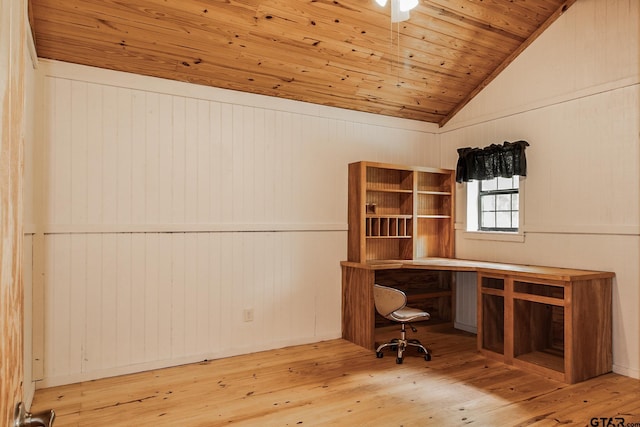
348 161 454 263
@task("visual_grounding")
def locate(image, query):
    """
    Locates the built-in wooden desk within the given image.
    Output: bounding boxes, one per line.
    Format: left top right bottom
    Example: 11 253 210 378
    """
341 257 615 383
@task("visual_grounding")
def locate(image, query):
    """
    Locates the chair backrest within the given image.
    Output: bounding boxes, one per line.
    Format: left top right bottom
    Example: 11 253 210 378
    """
373 284 407 318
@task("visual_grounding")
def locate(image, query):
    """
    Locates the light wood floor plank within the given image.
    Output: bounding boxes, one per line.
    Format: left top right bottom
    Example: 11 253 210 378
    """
31 328 640 426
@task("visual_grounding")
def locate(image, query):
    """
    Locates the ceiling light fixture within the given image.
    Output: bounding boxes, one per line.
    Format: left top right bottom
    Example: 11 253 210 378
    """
375 0 418 22
398 0 418 12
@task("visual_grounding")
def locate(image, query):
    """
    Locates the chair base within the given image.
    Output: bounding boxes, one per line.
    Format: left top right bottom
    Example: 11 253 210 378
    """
375 323 431 364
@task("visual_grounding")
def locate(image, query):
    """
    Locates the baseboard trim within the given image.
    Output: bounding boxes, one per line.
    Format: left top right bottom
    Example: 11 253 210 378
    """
454 322 478 335
612 364 640 380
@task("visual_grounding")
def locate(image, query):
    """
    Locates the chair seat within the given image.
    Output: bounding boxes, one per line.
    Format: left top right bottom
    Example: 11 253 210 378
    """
388 307 430 323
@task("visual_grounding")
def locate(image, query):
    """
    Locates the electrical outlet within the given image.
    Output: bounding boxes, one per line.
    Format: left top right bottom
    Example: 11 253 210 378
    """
243 308 254 322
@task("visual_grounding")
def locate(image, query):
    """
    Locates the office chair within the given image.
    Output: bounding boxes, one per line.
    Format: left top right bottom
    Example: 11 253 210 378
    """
373 284 432 364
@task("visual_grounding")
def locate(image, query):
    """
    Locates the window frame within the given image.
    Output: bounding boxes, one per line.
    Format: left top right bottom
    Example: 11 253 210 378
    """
478 177 519 232
464 176 524 242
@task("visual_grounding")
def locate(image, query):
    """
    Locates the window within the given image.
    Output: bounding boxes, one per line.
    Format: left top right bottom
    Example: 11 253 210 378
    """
478 176 519 232
466 176 522 235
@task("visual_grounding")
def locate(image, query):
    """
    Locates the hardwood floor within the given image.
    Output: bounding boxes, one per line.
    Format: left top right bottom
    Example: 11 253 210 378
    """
31 327 640 426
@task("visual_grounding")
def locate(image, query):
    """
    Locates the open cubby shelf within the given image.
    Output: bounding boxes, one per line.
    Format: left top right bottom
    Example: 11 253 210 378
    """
348 161 454 263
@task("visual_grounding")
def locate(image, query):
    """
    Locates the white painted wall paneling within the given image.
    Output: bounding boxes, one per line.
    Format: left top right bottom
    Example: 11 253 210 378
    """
33 60 443 387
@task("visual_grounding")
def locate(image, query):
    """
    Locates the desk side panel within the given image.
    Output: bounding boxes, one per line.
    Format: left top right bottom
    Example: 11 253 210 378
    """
571 278 613 383
347 162 365 263
342 265 375 349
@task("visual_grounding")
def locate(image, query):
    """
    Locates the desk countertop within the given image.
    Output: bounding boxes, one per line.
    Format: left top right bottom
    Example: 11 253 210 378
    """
340 257 615 282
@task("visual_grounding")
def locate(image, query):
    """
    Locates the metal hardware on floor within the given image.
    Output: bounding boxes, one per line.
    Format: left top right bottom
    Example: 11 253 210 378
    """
14 402 55 427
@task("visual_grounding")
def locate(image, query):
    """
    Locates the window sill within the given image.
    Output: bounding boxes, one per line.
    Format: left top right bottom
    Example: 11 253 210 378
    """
461 230 525 243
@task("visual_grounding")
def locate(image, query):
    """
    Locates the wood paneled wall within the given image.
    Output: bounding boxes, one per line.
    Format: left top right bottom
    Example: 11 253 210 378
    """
1 0 26 423
441 0 640 378
30 60 442 387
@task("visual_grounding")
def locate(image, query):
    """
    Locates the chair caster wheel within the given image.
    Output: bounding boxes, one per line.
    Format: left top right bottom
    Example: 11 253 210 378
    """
376 352 384 358
396 357 403 364
424 353 432 361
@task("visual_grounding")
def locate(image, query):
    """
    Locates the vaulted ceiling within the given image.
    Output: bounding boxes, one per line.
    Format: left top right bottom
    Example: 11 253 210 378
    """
29 0 575 126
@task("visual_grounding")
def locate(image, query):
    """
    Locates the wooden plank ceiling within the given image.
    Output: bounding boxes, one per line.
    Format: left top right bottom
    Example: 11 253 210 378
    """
29 0 575 126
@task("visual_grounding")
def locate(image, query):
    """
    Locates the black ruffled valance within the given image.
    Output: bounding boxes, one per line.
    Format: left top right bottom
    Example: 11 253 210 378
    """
456 140 529 183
